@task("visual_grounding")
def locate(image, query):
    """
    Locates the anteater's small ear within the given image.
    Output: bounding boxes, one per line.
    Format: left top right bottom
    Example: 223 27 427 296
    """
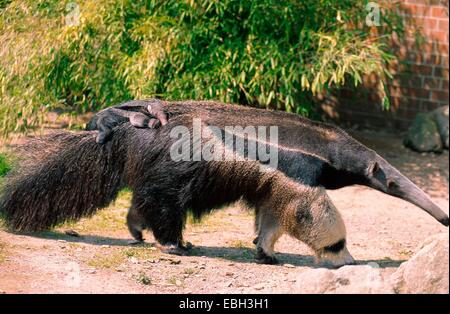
368 161 380 177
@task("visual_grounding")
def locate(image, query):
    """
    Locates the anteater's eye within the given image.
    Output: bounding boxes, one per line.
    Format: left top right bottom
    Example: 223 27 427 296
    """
387 179 397 190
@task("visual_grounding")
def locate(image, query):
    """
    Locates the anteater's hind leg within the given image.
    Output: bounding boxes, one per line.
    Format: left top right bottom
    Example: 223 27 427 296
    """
126 204 147 243
131 193 189 255
254 212 282 264
142 204 189 255
150 208 189 255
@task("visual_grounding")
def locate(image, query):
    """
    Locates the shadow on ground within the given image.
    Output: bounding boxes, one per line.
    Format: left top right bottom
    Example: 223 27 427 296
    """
23 230 405 268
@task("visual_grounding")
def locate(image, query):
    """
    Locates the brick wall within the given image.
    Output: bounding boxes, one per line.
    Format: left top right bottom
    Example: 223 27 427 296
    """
322 0 449 131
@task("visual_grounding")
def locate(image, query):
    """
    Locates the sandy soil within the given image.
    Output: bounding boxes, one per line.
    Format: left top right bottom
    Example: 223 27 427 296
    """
0 129 448 294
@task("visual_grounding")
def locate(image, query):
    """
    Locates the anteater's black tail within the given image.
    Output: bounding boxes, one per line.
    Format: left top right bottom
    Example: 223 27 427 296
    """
0 130 128 231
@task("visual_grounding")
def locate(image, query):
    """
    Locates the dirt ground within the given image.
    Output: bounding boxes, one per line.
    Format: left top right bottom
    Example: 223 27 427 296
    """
0 129 448 294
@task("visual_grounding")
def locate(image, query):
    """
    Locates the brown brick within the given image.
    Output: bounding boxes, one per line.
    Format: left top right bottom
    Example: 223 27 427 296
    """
431 90 449 102
366 92 381 103
438 19 449 31
431 7 448 18
441 56 449 68
387 61 401 73
421 100 440 111
442 79 449 90
412 64 434 75
391 95 423 108
403 52 422 63
414 17 438 29
397 107 422 119
417 41 436 54
407 0 446 5
391 74 422 88
434 66 450 78
389 86 402 97
405 0 432 4
426 0 450 5
422 54 441 66
414 40 446 51
389 96 401 109
401 3 432 17
405 41 448 55
429 30 449 43
405 87 430 99
423 77 442 90
406 75 424 88
435 43 449 55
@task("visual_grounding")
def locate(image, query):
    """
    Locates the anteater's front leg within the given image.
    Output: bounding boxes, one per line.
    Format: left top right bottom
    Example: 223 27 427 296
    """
254 212 282 264
126 204 146 243
252 209 261 245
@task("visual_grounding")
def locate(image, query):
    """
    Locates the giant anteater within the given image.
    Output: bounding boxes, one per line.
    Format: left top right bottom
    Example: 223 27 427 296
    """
1 100 448 267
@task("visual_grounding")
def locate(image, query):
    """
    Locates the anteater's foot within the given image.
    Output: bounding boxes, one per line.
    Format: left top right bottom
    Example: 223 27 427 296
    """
159 243 191 256
126 214 145 243
96 130 111 145
129 229 144 243
255 247 278 265
128 239 144 245
65 230 80 237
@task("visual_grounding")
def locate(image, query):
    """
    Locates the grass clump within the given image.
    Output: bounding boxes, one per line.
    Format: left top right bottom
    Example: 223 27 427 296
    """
86 252 126 269
0 154 11 177
122 246 156 260
0 241 7 263
136 272 152 286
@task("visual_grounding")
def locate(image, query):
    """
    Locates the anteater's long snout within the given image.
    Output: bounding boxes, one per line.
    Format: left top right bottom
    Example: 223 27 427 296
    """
367 158 449 227
393 175 449 226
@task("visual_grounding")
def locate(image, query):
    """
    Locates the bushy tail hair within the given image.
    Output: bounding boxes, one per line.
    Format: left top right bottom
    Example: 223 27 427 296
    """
0 130 128 231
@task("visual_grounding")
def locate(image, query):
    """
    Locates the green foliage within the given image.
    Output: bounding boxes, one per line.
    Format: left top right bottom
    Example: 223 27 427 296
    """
0 154 10 177
0 0 403 136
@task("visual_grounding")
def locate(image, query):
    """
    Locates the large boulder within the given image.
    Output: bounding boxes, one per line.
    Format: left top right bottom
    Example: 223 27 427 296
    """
432 106 449 149
294 265 393 294
390 232 449 294
292 233 448 294
404 112 443 153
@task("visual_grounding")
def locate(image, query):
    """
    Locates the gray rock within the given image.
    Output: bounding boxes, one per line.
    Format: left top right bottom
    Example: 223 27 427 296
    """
391 232 449 294
294 265 393 294
252 283 266 290
290 233 449 294
294 268 335 293
404 113 443 153
432 106 449 149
